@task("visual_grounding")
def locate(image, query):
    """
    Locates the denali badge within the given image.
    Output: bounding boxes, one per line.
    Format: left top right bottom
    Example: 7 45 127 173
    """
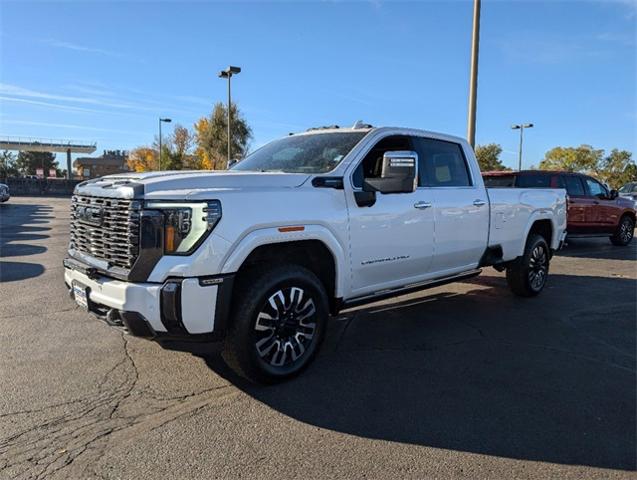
77 206 104 226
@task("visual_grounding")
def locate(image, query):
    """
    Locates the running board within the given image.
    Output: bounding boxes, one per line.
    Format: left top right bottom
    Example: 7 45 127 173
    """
337 269 482 312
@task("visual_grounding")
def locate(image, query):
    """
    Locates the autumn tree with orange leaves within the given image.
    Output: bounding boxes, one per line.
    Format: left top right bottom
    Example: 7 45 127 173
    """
126 103 251 172
194 102 251 170
127 147 158 172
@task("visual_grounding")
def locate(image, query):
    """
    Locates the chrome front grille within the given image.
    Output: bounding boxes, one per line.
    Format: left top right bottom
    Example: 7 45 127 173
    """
70 195 142 269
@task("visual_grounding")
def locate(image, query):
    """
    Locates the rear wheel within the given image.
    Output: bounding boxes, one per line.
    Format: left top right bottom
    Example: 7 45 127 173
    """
506 234 550 297
610 215 634 246
223 265 328 384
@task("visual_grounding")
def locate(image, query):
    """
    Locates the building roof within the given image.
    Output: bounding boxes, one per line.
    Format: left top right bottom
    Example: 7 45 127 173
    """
74 150 128 168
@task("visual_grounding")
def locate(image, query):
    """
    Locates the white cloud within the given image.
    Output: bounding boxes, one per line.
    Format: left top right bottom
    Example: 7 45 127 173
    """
0 96 105 114
0 119 142 135
0 83 156 111
43 39 123 58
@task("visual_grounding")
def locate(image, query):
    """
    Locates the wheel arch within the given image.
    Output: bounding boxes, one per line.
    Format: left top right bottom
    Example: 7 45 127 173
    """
220 226 347 308
620 209 636 224
521 216 556 254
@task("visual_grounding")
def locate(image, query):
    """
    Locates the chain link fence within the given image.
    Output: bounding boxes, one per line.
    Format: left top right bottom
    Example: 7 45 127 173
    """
1 178 82 196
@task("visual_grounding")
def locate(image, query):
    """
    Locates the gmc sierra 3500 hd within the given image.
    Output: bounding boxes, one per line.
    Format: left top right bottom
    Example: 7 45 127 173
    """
64 124 567 383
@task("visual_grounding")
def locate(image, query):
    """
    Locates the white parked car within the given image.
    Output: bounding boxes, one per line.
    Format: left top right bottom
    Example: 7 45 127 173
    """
0 183 9 202
64 124 567 382
618 182 637 203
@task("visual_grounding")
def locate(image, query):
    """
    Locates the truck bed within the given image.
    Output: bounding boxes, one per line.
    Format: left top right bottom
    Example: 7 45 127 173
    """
487 187 568 261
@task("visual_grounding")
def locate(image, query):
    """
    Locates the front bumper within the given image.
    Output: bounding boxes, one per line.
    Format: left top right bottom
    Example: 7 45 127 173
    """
63 257 234 342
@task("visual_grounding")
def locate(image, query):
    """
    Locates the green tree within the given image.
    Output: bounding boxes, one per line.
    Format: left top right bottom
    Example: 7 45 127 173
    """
164 124 195 170
151 124 195 170
597 149 637 189
539 145 603 173
15 151 58 176
194 102 252 170
475 143 507 171
0 150 18 177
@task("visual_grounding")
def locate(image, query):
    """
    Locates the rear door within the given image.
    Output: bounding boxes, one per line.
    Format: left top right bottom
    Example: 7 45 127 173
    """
413 137 489 274
562 174 590 233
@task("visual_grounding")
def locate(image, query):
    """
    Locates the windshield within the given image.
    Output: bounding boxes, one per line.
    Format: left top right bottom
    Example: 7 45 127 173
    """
232 131 367 173
618 183 635 193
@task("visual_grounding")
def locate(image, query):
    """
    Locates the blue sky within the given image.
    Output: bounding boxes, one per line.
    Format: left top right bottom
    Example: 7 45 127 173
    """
1 0 635 169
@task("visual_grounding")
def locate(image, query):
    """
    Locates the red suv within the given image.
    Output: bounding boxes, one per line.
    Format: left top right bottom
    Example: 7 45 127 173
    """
483 170 636 246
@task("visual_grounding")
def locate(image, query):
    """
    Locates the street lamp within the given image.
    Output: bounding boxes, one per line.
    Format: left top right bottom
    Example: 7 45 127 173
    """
466 0 481 148
218 65 241 167
158 117 172 171
511 123 534 171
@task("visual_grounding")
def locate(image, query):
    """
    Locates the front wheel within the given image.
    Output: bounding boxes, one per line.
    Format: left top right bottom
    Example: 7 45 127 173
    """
506 234 550 297
610 215 634 246
223 265 328 384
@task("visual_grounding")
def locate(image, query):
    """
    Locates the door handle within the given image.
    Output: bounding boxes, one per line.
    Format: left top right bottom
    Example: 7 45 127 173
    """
414 201 432 210
473 199 486 207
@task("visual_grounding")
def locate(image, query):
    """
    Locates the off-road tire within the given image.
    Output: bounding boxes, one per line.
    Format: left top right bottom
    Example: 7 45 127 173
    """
222 265 328 384
506 234 550 297
610 215 635 246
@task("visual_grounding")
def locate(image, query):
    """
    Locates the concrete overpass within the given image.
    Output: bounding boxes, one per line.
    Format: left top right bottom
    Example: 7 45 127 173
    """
0 136 97 179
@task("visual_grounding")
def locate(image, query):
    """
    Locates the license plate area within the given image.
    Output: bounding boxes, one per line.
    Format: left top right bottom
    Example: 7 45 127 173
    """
72 282 90 310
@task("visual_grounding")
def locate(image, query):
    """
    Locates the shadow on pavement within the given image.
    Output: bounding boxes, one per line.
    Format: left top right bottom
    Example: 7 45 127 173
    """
558 236 637 261
0 261 46 282
0 202 53 281
204 274 636 471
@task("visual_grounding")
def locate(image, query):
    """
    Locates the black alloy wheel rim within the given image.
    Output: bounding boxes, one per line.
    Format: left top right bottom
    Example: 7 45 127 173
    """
619 219 634 243
528 244 548 291
253 287 317 368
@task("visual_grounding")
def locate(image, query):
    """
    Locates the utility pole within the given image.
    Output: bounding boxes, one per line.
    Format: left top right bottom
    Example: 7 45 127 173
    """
511 123 534 171
158 117 172 171
467 0 481 148
218 66 241 168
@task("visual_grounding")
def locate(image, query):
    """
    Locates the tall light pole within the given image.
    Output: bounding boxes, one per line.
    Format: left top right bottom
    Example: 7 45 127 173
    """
218 65 241 167
158 117 172 171
466 0 481 148
511 123 533 171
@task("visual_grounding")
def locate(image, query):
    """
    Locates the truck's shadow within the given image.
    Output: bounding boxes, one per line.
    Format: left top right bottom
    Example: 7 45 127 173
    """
0 202 52 281
203 274 636 471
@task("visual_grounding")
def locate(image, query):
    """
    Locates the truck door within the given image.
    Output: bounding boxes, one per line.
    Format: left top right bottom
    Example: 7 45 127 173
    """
583 176 620 231
346 134 435 296
563 174 589 233
412 137 489 273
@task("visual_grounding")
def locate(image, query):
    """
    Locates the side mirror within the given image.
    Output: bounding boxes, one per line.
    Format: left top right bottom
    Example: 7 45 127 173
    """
609 189 619 200
363 151 418 194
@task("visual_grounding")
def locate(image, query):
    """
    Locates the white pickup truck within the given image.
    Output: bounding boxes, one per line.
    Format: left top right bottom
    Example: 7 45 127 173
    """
64 124 567 382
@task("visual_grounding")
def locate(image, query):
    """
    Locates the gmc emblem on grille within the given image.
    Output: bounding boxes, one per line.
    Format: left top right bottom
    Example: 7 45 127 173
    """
77 206 104 226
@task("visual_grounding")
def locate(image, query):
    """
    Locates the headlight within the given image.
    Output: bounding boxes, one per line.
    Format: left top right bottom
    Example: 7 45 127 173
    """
145 201 222 254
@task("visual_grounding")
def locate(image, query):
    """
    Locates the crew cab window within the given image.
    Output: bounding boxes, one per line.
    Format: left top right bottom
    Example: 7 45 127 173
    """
483 174 515 187
352 135 413 188
585 178 608 198
516 174 550 188
413 137 472 187
515 174 564 189
564 175 586 196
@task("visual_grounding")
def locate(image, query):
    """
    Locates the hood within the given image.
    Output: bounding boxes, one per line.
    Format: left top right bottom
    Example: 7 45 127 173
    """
74 170 311 199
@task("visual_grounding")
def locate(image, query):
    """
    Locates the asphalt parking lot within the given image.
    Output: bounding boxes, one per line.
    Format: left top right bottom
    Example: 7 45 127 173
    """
0 196 635 479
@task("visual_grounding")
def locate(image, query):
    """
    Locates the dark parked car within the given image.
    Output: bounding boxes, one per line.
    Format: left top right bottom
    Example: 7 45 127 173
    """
483 170 635 246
